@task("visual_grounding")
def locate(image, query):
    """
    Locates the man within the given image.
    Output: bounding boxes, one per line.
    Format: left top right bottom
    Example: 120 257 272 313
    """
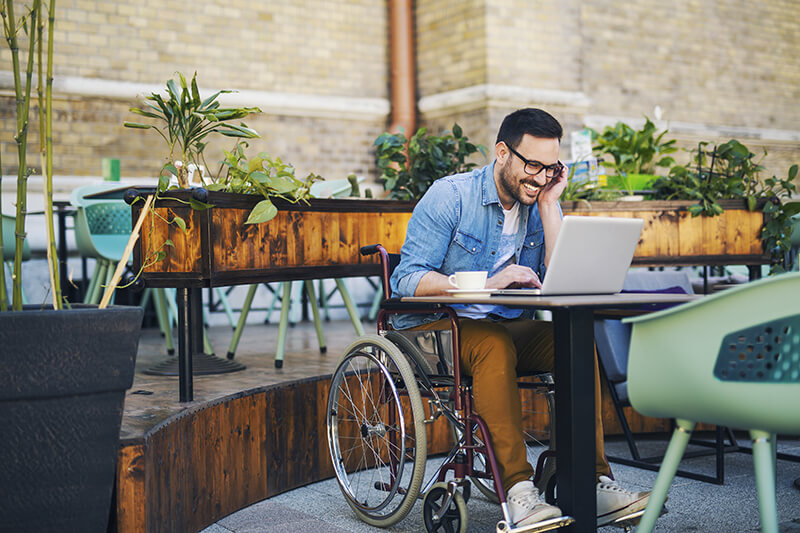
390 108 650 527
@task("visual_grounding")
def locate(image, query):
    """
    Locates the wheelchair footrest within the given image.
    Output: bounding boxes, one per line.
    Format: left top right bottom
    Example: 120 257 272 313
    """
496 515 575 533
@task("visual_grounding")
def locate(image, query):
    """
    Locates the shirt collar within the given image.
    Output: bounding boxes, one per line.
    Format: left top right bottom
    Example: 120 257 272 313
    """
480 161 501 207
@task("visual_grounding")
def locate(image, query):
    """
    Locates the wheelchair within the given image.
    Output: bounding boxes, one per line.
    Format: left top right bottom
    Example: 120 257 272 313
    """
325 244 573 533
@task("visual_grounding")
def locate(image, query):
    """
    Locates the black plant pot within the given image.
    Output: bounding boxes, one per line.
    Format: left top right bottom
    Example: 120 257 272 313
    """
0 305 143 533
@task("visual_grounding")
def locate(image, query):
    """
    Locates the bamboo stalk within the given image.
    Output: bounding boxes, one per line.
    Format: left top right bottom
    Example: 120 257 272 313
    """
7 0 40 310
40 0 59 308
99 195 155 310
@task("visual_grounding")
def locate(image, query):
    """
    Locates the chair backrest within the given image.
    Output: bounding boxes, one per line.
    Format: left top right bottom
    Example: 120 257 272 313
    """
595 269 693 396
626 272 800 435
70 182 130 208
1 214 31 262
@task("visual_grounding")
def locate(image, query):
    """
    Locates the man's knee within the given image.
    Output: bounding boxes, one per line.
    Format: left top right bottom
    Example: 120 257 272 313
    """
460 320 517 372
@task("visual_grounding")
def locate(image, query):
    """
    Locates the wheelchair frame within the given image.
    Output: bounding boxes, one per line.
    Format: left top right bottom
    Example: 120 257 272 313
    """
325 244 573 533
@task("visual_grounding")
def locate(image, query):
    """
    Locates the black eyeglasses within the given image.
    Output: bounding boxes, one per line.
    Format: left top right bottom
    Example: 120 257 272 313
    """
506 144 563 180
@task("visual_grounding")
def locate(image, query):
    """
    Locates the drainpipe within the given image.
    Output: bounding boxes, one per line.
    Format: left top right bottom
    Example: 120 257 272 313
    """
388 0 416 135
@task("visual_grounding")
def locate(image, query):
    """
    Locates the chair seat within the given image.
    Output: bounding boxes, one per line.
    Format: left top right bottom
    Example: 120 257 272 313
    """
92 235 129 263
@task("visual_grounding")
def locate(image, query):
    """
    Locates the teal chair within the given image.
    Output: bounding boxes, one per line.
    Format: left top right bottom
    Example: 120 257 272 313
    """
1 214 31 303
625 273 800 533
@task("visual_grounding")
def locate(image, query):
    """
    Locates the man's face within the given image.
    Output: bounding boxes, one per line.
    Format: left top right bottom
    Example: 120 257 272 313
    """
495 134 561 208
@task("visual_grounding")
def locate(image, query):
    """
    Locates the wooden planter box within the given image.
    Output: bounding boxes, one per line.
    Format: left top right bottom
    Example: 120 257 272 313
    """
128 191 770 287
129 189 416 288
562 199 770 267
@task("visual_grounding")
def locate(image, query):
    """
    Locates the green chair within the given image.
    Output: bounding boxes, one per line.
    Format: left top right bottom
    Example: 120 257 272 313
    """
1 214 31 304
625 272 800 533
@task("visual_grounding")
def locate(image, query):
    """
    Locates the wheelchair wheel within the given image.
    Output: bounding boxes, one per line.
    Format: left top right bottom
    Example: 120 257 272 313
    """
327 334 427 527
422 482 468 533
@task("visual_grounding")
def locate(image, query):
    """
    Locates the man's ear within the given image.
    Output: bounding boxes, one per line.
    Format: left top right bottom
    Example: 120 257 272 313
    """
495 141 508 163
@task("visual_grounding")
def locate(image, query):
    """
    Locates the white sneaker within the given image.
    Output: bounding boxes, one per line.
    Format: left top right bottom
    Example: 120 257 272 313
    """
507 480 562 526
596 475 650 526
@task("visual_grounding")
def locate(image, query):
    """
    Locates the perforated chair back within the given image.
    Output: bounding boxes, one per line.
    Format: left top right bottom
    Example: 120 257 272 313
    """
625 272 800 434
74 202 132 263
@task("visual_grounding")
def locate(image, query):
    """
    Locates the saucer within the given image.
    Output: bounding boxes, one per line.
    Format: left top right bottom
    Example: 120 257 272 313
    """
446 288 495 298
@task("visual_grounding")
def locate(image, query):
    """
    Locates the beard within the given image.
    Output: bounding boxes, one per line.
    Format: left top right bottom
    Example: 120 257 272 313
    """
497 159 541 205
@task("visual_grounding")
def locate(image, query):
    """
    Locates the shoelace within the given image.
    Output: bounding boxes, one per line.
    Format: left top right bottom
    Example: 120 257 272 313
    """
597 476 634 495
510 487 544 508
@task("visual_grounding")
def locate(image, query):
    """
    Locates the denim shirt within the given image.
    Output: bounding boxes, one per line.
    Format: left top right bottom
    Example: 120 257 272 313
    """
389 162 558 329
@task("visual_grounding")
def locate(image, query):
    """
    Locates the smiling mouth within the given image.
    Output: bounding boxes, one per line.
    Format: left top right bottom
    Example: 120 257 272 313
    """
522 182 541 195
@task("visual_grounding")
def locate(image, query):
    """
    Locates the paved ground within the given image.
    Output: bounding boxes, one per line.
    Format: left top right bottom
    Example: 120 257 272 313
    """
201 438 800 533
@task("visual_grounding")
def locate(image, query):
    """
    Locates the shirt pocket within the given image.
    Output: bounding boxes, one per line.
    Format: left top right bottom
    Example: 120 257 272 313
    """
453 230 483 255
520 229 545 271
522 229 544 251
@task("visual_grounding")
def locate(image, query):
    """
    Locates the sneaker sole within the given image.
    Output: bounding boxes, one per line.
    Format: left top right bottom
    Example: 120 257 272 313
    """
597 494 650 527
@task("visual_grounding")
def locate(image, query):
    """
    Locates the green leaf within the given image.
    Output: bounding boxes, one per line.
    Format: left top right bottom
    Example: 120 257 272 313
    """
172 216 187 233
163 239 175 247
189 199 214 210
789 164 798 181
123 122 152 129
746 195 757 212
129 108 161 120
453 123 463 138
245 199 278 224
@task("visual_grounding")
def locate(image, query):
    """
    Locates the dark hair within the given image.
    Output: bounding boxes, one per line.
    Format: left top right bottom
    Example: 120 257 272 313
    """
495 108 563 149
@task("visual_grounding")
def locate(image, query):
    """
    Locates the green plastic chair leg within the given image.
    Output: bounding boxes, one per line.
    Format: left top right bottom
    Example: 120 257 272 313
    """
103 262 115 305
264 283 281 323
87 260 109 304
140 287 152 310
289 280 302 325
215 287 237 329
274 282 292 368
84 259 103 304
226 284 258 359
637 419 696 533
165 288 178 328
335 278 364 335
201 306 214 355
368 284 383 321
319 279 331 321
304 280 327 353
153 288 174 355
750 430 778 533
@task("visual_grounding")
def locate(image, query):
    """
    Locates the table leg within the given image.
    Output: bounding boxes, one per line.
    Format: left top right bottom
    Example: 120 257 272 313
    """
553 308 596 532
176 287 196 402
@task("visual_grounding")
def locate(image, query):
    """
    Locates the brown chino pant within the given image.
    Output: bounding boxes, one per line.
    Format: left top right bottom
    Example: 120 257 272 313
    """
413 317 611 491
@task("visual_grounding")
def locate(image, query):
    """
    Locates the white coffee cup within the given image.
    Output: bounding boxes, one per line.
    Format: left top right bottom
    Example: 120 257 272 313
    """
448 271 488 290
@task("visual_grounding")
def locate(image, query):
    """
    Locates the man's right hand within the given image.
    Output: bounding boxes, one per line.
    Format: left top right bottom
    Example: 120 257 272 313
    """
486 264 542 290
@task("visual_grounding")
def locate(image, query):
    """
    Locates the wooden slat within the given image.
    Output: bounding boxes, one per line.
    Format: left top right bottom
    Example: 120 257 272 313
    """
114 373 670 532
115 444 145 533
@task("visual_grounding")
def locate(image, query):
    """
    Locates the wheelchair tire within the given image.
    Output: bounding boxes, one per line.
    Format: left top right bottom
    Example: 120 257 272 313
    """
422 482 468 533
327 334 427 527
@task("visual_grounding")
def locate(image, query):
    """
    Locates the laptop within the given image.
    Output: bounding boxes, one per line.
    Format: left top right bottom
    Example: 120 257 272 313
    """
492 215 644 296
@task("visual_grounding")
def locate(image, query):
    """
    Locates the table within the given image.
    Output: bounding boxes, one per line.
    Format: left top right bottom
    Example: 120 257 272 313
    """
402 292 697 533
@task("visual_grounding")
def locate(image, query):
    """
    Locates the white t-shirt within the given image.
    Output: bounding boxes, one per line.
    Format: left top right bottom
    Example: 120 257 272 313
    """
456 202 523 319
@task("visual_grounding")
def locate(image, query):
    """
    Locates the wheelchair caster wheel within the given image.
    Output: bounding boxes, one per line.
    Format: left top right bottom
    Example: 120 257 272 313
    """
423 482 467 533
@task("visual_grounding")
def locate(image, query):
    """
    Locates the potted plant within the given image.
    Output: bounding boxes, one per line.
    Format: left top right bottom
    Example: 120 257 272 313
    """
374 123 486 200
122 74 418 288
650 140 800 271
0 2 143 532
588 117 677 197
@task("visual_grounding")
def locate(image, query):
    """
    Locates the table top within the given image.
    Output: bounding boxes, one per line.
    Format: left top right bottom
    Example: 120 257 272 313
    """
402 291 698 309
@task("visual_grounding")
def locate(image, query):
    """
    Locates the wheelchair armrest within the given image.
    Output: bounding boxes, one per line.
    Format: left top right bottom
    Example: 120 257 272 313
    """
380 298 445 312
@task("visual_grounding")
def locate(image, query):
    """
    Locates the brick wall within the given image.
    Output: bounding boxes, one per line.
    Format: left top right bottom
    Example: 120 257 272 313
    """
1 0 798 188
